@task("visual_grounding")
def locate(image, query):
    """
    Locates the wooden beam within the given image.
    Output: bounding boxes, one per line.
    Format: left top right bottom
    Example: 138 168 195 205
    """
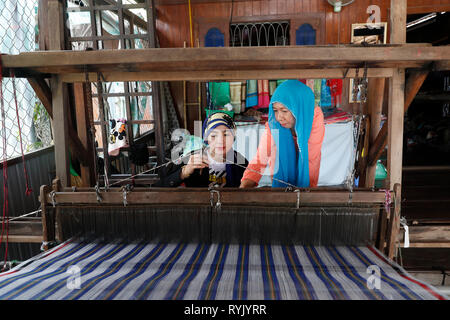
387 0 407 191
6 235 44 243
52 75 70 187
27 77 52 118
59 68 395 83
43 189 389 206
367 68 430 167
27 77 90 167
74 82 94 186
2 45 448 77
365 78 385 187
387 68 405 190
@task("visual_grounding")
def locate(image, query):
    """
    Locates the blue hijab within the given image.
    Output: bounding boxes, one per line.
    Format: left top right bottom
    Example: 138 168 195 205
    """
268 80 315 188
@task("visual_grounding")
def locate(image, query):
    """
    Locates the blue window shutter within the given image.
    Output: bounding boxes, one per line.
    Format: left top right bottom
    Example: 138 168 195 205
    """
205 28 225 47
296 24 316 45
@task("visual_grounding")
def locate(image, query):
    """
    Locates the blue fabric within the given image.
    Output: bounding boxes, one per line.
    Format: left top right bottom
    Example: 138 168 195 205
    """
268 80 315 188
320 78 332 108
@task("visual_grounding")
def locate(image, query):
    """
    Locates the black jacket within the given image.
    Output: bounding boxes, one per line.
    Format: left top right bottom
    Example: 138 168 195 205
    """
155 150 248 188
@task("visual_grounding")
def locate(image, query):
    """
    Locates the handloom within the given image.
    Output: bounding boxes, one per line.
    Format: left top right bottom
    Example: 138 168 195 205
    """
0 186 446 300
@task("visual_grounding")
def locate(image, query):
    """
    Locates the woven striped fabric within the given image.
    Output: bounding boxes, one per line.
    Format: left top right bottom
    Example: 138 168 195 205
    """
0 239 446 300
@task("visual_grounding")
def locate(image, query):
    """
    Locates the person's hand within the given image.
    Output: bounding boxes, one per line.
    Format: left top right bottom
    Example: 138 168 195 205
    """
239 179 257 188
181 153 209 179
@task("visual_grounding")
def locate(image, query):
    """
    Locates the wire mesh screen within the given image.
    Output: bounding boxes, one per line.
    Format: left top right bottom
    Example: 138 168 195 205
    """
0 0 52 160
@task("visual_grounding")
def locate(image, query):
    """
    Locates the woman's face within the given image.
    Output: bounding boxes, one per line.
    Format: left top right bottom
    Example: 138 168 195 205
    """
207 125 235 159
273 102 295 129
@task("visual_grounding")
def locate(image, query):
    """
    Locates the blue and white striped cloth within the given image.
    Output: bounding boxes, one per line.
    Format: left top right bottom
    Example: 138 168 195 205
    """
0 239 446 300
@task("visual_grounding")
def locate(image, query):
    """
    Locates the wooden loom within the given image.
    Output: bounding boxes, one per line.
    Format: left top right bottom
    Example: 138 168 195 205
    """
1 0 450 260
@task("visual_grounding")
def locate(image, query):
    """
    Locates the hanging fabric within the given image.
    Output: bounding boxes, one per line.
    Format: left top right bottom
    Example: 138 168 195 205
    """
245 80 258 108
313 79 322 106
257 80 270 109
229 82 242 114
306 79 315 93
208 82 231 108
108 119 129 157
320 78 332 110
269 80 277 97
327 79 343 108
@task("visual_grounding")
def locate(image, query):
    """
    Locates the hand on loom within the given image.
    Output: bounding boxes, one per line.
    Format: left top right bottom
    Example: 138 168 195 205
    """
239 179 257 189
181 153 209 179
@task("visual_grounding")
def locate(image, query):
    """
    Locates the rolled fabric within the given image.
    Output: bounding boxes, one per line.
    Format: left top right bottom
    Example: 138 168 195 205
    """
269 80 277 97
241 81 247 113
306 79 315 93
313 79 322 106
257 80 270 109
230 82 242 114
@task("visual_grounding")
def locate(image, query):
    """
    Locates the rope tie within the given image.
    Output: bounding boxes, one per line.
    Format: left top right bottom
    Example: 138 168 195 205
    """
11 70 32 196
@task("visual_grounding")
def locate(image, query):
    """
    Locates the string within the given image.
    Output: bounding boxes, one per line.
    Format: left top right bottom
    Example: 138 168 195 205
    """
11 71 32 196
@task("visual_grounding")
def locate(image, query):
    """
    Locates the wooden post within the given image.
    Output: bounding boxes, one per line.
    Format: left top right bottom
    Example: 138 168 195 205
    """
385 0 406 259
387 183 402 259
49 0 70 187
74 83 94 186
387 0 406 190
52 178 64 242
39 185 54 250
52 75 70 187
365 78 385 187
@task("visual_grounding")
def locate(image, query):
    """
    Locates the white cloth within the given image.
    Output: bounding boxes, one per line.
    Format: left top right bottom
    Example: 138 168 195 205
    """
233 120 356 187
207 151 227 187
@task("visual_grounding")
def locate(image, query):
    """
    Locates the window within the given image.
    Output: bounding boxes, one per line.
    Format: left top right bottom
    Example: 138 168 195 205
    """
229 21 290 47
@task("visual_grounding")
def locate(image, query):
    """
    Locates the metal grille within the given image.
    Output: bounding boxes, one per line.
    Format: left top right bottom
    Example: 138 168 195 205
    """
230 21 290 47
0 0 52 161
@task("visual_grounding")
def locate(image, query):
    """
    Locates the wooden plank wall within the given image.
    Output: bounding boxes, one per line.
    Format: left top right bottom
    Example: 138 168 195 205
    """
154 0 450 128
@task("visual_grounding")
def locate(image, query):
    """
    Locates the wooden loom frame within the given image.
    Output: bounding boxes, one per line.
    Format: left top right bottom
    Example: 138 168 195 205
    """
1 0 449 259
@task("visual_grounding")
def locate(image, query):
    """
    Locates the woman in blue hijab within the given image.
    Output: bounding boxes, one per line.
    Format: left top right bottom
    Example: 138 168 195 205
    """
240 80 325 188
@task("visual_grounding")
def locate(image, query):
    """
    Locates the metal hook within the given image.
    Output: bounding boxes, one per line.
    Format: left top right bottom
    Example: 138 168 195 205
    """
294 189 300 209
122 184 133 207
123 189 128 207
50 191 56 208
209 189 221 209
95 184 102 203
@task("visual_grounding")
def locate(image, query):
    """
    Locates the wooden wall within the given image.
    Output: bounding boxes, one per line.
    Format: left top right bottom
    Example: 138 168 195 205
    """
154 0 450 128
156 0 450 46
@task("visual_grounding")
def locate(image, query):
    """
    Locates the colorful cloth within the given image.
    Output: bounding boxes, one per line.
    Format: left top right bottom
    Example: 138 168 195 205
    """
0 238 445 300
209 82 231 107
229 82 242 114
313 79 322 107
320 78 332 108
108 119 128 156
269 80 277 97
306 79 315 93
257 80 270 109
327 79 343 107
245 80 258 108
